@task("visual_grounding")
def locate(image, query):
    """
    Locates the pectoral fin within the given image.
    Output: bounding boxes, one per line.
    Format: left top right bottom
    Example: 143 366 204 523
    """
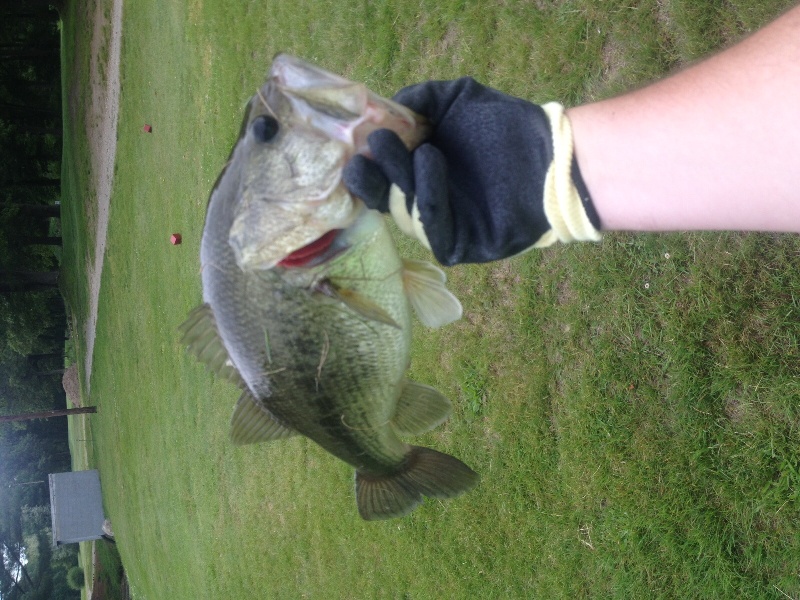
230 390 297 445
391 380 452 436
319 281 401 329
179 304 244 387
401 260 462 328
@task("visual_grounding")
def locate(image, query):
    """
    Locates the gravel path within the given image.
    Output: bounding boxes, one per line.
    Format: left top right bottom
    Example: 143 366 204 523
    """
84 0 123 395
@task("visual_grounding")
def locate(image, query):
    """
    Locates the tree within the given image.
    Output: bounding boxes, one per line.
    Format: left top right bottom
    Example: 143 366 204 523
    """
2 541 34 590
0 202 59 216
0 7 74 598
0 271 58 294
22 236 60 247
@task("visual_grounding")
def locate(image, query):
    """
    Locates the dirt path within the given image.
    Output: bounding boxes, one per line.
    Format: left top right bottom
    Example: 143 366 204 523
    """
84 0 123 395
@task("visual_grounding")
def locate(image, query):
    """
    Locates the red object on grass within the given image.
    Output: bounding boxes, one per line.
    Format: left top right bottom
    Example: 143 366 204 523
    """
143 124 153 133
170 233 182 245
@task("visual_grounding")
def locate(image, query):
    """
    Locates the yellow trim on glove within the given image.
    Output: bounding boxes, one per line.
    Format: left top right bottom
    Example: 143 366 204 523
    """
388 184 432 250
535 102 602 248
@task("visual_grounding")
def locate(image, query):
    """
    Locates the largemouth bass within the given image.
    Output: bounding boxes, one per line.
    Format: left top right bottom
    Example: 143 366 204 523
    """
181 54 478 520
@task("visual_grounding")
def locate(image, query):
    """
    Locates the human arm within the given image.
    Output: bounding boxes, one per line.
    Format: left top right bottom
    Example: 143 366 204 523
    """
569 3 800 232
343 4 800 265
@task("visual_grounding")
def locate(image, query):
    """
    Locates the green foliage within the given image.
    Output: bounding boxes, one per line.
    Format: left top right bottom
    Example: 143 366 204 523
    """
0 2 66 432
48 545 81 600
21 507 51 540
60 0 800 598
458 360 489 419
65 566 84 590
50 545 80 571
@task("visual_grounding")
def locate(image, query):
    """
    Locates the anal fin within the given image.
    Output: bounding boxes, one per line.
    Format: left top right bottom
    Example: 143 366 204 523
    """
230 390 297 445
391 381 452 436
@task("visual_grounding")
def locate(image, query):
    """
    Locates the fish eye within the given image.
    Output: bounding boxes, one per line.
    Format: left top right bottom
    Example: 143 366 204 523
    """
251 115 279 143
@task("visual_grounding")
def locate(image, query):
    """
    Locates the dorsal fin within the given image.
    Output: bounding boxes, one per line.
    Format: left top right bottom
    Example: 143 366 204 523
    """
230 390 297 445
179 304 244 387
401 260 462 328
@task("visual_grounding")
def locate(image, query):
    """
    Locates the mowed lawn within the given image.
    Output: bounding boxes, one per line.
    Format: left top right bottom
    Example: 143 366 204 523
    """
60 0 800 598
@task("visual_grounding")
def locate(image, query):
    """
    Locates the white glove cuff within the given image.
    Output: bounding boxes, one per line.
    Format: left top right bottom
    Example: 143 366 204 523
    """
388 184 432 250
536 102 602 248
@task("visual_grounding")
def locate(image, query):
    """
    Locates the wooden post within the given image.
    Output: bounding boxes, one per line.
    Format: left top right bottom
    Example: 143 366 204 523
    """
0 407 97 423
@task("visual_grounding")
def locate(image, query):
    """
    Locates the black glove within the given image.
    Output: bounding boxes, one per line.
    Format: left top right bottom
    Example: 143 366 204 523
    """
343 78 602 266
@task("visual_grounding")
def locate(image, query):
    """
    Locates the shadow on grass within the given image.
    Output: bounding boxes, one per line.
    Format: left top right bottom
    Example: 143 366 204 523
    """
92 539 128 600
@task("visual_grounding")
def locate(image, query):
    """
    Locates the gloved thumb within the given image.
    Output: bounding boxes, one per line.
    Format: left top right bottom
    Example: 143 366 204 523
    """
342 154 391 212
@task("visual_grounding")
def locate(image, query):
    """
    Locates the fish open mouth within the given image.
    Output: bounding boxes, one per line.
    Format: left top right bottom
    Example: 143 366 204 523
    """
277 229 343 268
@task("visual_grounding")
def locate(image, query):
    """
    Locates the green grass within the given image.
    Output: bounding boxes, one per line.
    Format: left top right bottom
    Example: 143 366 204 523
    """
59 0 100 368
59 0 800 598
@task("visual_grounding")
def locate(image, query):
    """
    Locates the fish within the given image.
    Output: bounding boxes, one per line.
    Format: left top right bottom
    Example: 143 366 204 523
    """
180 54 478 520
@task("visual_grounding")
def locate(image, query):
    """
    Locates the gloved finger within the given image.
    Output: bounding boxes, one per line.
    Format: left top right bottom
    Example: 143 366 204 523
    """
366 129 415 205
393 79 469 125
412 144 457 266
342 154 391 212
393 82 437 118
392 81 456 123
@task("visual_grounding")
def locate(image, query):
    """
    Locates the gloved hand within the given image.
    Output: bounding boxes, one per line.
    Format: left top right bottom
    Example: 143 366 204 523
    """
343 78 602 266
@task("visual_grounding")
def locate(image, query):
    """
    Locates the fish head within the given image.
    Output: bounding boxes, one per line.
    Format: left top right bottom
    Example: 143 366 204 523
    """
228 54 429 271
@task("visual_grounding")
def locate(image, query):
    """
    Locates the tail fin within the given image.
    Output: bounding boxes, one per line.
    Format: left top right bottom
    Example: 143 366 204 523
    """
355 446 479 520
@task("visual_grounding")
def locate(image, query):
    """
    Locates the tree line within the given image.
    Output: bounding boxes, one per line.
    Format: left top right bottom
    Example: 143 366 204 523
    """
1 2 82 599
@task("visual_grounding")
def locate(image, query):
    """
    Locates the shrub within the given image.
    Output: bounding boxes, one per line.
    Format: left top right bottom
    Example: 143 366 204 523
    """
66 566 85 590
